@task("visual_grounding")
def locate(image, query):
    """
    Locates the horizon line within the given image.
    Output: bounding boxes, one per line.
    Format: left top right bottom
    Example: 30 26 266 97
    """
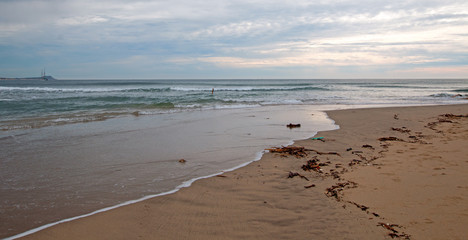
2 76 467 81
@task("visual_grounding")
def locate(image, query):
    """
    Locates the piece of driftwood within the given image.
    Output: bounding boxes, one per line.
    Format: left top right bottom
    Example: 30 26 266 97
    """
286 123 301 128
304 184 316 188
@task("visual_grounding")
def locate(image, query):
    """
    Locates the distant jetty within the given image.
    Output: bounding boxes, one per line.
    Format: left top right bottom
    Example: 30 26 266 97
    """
0 76 57 81
1 68 57 81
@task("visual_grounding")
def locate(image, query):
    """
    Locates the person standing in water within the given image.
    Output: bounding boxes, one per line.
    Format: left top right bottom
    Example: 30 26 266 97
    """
211 88 214 95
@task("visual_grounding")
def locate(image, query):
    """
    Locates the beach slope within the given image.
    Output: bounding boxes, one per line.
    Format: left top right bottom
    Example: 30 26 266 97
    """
19 104 468 240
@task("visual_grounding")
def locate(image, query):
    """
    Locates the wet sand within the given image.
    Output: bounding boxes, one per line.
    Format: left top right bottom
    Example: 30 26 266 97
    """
0 105 336 238
18 104 468 239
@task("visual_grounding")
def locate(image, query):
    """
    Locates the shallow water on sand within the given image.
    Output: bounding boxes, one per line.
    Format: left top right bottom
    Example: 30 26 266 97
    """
0 105 340 238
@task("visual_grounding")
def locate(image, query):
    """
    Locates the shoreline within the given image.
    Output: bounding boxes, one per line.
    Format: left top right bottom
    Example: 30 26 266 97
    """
5 152 267 240
1 105 339 239
9 103 468 239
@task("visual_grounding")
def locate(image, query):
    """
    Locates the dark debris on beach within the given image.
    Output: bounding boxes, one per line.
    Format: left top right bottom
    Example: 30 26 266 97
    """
267 112 447 239
277 143 413 239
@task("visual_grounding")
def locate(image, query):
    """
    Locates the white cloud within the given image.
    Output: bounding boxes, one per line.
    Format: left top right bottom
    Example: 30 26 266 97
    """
57 16 109 26
194 51 434 69
394 65 468 78
190 20 280 39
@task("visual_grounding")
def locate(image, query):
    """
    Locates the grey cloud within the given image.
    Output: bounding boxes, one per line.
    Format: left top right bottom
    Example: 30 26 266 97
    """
1 0 467 78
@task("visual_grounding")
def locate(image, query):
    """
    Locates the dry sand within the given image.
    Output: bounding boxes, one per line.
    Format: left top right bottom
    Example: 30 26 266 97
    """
19 104 468 240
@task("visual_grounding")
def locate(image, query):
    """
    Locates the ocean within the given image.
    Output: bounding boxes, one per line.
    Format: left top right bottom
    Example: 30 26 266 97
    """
1 79 467 131
1 79 467 238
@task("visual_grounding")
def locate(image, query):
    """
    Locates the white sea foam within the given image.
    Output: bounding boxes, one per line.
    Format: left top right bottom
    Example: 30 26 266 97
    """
0 86 165 93
170 86 255 91
209 104 260 110
169 85 326 92
261 99 303 105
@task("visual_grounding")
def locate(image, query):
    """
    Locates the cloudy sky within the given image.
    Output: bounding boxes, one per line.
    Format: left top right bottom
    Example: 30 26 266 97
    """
1 0 467 79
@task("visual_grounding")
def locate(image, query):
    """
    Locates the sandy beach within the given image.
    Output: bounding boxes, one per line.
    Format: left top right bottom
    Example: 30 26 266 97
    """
17 104 468 240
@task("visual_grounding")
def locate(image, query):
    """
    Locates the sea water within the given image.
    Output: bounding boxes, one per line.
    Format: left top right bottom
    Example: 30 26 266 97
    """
1 79 467 130
1 79 467 238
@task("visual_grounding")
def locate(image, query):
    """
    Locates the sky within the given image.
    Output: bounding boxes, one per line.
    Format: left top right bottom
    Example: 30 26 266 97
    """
0 0 467 79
